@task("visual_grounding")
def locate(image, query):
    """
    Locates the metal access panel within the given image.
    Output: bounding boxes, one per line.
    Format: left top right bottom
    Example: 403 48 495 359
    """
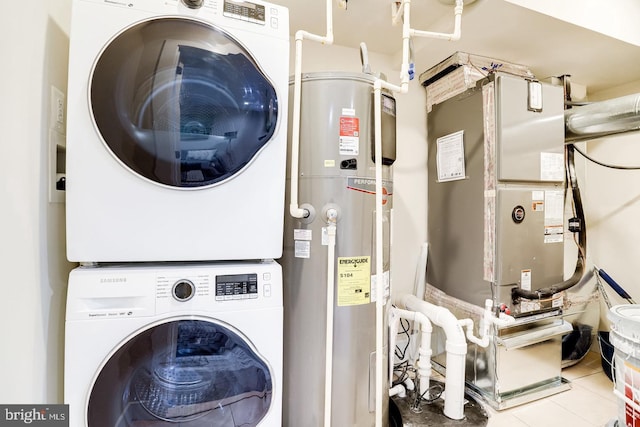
495 75 565 182
494 186 565 309
427 73 565 311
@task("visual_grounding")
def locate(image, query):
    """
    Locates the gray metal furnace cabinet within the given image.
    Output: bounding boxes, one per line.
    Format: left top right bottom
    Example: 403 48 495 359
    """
427 72 566 313
426 73 571 409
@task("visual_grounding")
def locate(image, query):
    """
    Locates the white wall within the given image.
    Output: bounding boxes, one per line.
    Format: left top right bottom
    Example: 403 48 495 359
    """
0 0 74 404
288 41 429 299
504 0 640 47
582 80 640 312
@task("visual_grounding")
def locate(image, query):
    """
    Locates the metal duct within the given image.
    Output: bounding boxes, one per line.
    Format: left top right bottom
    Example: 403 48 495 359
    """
565 93 640 142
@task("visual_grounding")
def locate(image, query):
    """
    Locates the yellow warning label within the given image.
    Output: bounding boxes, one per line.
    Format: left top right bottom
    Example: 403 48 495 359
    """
337 256 371 306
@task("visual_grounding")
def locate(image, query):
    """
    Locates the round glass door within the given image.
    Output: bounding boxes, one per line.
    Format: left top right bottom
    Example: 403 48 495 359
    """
87 319 273 426
91 18 278 188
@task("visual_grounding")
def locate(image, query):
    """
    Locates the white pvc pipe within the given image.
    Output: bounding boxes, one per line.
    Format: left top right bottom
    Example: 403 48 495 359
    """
410 0 463 41
458 299 492 348
323 209 338 427
373 1 466 423
400 294 467 420
389 383 406 398
373 84 386 427
289 1 334 219
393 307 433 396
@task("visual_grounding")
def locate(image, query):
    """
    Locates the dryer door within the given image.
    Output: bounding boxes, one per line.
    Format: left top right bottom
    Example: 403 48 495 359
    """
90 17 278 188
87 319 273 426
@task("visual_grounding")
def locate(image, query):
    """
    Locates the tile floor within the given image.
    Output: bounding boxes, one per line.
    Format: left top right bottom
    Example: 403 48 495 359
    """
485 351 619 427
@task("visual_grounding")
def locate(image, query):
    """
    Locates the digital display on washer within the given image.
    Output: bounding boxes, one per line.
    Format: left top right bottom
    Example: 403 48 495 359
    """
223 0 266 23
216 273 258 299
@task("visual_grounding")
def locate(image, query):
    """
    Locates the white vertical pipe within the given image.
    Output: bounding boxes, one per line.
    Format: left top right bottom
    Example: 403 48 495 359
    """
373 84 385 427
289 2 336 424
377 0 466 423
324 210 338 427
389 307 433 395
289 1 334 219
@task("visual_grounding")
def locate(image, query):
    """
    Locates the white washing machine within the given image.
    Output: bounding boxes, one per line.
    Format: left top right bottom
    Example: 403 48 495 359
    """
64 261 283 427
65 0 289 263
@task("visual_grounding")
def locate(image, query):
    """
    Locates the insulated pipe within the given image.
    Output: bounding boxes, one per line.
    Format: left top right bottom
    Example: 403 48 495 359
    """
289 1 334 219
565 92 640 142
400 294 467 420
323 209 338 427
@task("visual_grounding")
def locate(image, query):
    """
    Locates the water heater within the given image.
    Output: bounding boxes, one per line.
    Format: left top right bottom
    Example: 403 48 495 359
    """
281 72 396 426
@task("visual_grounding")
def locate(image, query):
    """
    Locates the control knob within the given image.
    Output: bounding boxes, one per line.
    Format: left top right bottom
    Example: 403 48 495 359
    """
172 279 195 302
182 0 204 9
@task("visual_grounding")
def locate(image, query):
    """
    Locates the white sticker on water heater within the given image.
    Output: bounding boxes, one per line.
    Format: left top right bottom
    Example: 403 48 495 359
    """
293 229 312 241
294 240 311 258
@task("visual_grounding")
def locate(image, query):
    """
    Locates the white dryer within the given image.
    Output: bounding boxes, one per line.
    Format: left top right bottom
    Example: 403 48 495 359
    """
64 261 283 427
65 0 289 263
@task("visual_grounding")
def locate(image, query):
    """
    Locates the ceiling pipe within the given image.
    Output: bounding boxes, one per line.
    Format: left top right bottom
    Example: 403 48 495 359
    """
565 92 640 142
289 0 334 220
373 2 465 426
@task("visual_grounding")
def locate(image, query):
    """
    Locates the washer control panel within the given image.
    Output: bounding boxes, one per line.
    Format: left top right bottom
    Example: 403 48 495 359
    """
215 273 258 301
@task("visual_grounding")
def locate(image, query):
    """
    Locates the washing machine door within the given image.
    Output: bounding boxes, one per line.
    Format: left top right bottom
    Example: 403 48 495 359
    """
87 319 273 426
90 17 278 188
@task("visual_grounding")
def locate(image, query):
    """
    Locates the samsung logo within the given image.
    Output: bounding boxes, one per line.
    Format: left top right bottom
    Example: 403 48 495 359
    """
100 278 127 283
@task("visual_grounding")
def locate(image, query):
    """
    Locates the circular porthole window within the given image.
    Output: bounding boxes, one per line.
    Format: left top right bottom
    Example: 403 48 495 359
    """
90 18 278 188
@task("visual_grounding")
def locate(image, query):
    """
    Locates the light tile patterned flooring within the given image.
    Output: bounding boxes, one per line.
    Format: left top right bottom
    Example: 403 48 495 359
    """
485 351 619 427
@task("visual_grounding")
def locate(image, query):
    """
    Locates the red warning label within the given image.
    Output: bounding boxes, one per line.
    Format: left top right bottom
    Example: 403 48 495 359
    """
339 116 360 155
340 117 360 137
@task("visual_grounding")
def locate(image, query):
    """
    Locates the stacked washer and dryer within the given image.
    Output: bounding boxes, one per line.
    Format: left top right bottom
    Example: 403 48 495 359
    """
63 1 289 426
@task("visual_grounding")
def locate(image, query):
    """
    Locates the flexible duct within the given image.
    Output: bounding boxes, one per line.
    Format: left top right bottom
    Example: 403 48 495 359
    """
565 93 640 142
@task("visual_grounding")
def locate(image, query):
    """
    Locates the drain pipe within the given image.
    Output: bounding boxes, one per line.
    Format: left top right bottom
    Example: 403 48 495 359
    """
289 0 334 219
400 294 467 420
389 307 433 398
374 2 466 424
323 208 338 427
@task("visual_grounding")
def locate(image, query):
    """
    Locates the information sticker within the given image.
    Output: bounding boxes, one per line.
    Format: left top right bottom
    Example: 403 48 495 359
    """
436 130 466 182
337 256 371 306
339 116 360 155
